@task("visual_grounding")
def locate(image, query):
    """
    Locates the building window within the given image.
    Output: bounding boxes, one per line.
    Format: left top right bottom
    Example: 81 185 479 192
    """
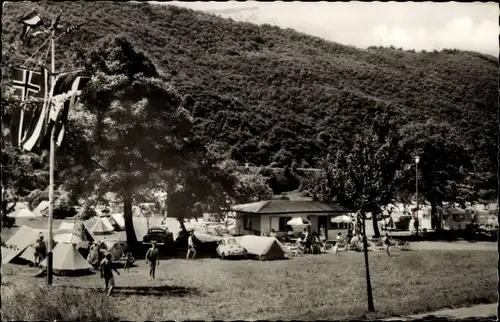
244 216 252 230
328 221 349 230
279 216 292 231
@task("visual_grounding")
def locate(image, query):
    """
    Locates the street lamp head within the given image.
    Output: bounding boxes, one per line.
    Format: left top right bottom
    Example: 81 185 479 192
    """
415 156 420 164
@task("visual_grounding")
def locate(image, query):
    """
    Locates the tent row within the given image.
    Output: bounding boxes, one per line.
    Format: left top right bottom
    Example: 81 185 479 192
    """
2 221 98 275
5 201 50 218
1 226 92 276
2 215 132 275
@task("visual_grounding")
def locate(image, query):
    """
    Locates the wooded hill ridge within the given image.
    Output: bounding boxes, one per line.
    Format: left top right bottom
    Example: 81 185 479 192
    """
2 1 497 177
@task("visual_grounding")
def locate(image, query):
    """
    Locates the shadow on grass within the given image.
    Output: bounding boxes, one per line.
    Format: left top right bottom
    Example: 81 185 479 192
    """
397 231 497 243
409 316 497 321
69 284 200 297
33 269 96 278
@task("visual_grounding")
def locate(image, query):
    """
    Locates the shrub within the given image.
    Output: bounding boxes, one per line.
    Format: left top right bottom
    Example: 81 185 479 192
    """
1 284 118 321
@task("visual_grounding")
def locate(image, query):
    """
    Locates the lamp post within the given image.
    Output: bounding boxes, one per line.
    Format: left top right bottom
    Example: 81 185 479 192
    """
415 156 420 237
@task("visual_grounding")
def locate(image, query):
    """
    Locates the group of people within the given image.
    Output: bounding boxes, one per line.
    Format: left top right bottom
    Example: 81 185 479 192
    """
270 221 394 257
98 230 198 296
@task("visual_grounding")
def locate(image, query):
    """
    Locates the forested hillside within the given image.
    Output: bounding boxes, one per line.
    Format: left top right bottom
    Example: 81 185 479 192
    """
2 1 497 175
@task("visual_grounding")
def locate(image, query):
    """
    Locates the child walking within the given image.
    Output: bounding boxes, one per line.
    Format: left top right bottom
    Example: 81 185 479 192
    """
123 251 132 272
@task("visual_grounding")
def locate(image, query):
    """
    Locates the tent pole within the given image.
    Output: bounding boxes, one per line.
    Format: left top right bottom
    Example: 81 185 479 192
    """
47 25 56 286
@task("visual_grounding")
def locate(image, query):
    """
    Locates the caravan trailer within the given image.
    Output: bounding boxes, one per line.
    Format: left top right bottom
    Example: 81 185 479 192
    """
440 208 472 230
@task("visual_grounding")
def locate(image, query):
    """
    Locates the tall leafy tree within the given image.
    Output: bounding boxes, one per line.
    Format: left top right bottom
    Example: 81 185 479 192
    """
308 121 404 312
398 120 477 231
218 160 273 204
68 35 226 246
1 91 49 220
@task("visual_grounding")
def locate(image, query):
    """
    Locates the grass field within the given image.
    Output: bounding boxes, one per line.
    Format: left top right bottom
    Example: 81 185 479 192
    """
1 249 497 321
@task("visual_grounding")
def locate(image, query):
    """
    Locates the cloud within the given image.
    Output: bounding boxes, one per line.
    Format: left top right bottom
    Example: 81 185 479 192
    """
156 1 498 56
369 15 498 54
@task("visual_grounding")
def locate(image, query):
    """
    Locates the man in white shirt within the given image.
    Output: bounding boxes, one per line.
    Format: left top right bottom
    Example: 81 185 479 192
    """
333 232 342 256
269 229 277 238
382 233 391 256
186 231 197 260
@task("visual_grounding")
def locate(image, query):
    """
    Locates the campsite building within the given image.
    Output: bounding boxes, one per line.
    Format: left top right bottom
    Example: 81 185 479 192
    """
231 200 351 239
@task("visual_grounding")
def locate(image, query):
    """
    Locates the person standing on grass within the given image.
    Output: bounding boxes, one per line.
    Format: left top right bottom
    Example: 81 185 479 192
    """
333 232 342 256
34 234 46 267
145 241 160 280
186 231 197 260
123 251 132 272
382 233 391 256
319 225 326 242
100 252 120 296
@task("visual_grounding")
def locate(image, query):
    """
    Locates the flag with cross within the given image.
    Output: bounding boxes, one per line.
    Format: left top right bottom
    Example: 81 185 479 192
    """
10 66 49 147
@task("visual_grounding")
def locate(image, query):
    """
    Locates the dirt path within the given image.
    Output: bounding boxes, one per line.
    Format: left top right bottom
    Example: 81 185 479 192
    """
384 303 497 321
411 241 497 251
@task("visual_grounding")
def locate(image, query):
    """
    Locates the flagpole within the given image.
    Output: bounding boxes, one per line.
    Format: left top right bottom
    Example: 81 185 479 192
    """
47 25 56 286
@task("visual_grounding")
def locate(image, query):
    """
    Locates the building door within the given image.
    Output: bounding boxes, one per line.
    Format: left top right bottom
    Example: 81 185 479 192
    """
318 216 328 239
271 216 279 232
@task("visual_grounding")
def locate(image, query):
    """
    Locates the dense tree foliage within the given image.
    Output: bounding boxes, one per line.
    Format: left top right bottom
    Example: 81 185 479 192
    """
55 35 237 246
1 92 49 221
398 121 480 230
1 1 496 179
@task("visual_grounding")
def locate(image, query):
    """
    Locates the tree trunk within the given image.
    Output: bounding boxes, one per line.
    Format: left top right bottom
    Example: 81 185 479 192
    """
362 213 375 312
372 210 381 238
123 189 138 248
177 216 187 232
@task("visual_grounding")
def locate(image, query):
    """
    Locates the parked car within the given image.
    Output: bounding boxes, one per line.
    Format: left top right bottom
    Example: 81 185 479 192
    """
395 215 413 230
142 227 173 245
216 237 247 259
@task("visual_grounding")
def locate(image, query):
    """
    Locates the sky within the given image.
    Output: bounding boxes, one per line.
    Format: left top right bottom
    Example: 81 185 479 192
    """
153 1 498 56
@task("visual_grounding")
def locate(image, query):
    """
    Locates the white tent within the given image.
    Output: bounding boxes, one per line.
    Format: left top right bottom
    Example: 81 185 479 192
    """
33 200 50 217
54 220 94 245
14 208 35 218
40 242 92 275
91 217 115 235
1 225 54 264
236 236 287 260
111 213 125 230
6 202 30 217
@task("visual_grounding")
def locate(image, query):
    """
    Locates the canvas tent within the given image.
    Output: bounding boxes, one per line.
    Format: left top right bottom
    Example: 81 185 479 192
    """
1 225 54 264
91 217 115 235
40 242 93 275
14 208 36 218
103 216 119 230
54 220 94 246
236 235 287 260
6 202 32 217
111 213 125 230
18 237 56 264
33 200 50 217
